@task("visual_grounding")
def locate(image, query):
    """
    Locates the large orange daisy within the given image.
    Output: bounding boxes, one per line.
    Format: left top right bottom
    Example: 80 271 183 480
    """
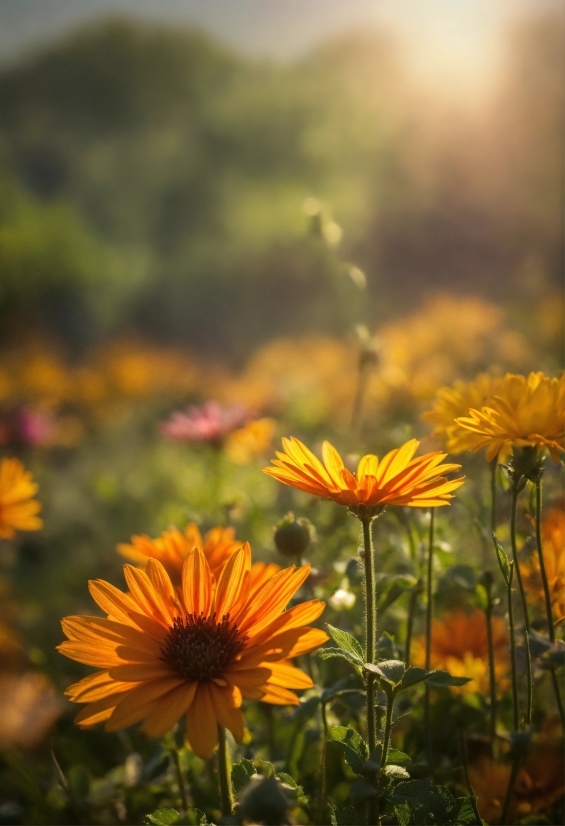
455 372 565 463
58 544 327 759
0 457 43 539
263 437 464 515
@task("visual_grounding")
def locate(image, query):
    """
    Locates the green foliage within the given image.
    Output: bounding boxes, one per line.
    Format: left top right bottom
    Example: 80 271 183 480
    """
330 805 361 826
493 535 512 586
389 780 478 825
328 726 367 777
144 809 181 826
326 624 364 662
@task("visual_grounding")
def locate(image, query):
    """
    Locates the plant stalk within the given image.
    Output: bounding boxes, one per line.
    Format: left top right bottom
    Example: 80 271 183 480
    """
458 730 482 825
171 746 189 813
534 478 565 728
361 514 379 826
500 755 522 825
317 701 329 823
509 482 532 725
217 725 234 818
380 691 394 770
490 459 497 536
485 589 497 741
507 563 520 732
405 579 422 665
425 508 435 775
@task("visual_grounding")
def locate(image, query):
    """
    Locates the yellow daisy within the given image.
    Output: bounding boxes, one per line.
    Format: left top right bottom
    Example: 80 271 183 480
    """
58 544 328 759
455 372 565 463
0 457 43 539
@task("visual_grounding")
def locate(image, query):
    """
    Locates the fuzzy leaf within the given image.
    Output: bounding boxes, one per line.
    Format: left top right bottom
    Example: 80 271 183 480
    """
493 535 512 586
329 726 367 776
365 659 406 686
425 670 472 687
319 647 363 672
231 758 255 793
326 625 364 662
386 749 412 766
144 810 180 826
330 805 362 825
400 666 429 690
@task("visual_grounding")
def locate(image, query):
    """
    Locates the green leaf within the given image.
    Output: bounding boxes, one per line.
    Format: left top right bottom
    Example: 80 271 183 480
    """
326 624 364 662
349 780 378 800
389 780 480 825
328 726 367 776
386 749 412 766
276 772 307 805
144 809 180 826
400 666 429 690
330 805 362 825
319 647 363 672
451 796 478 825
231 758 255 793
364 744 383 774
493 536 512 586
376 574 417 614
395 801 412 826
425 670 472 687
365 659 406 686
382 764 410 782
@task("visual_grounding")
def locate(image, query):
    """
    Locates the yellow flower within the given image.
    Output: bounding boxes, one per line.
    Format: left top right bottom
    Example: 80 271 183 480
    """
0 457 43 539
521 506 565 624
225 418 276 464
0 672 62 751
412 609 509 695
455 372 565 463
263 437 464 515
117 523 241 584
58 545 328 759
422 374 504 455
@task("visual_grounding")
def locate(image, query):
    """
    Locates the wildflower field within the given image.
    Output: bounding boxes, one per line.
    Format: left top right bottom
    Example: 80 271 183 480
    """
0 9 563 826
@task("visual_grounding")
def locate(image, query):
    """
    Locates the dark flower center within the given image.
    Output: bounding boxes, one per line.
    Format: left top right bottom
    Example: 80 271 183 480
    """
160 613 247 681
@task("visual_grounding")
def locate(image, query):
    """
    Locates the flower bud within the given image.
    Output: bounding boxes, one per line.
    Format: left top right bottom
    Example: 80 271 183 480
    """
273 512 315 560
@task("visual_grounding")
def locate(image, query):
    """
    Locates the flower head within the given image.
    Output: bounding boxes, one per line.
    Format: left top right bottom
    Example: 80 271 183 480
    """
412 609 509 695
160 402 250 447
117 523 240 584
225 418 276 464
58 545 328 759
422 374 504 455
0 457 43 539
521 506 565 624
454 372 565 463
263 437 464 516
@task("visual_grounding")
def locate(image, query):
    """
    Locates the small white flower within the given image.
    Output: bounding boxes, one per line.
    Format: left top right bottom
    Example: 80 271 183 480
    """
330 588 356 610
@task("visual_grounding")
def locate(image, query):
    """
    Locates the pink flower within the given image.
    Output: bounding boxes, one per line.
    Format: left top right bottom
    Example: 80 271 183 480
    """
159 401 251 446
0 409 54 448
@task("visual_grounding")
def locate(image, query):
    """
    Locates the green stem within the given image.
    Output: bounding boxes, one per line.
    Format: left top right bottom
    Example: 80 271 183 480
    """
317 701 329 823
361 515 379 826
500 755 522 825
535 479 565 728
217 725 234 818
380 691 394 770
490 459 497 536
171 746 189 813
507 563 520 732
485 592 498 742
405 579 422 665
425 508 435 775
458 730 483 825
351 362 369 433
509 483 532 725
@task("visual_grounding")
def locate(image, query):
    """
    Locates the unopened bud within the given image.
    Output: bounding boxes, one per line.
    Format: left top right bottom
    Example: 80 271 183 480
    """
274 512 315 560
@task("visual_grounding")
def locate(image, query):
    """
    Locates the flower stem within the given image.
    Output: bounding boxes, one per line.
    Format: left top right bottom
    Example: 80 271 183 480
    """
509 482 532 725
490 459 497 536
500 754 522 825
458 730 483 825
217 725 234 818
484 586 498 742
380 691 394 770
425 508 435 775
317 700 329 823
506 562 520 732
534 478 565 728
171 745 189 813
361 515 379 826
405 578 422 665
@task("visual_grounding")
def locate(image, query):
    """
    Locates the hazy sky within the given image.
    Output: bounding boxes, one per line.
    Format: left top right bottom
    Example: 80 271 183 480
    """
0 0 562 97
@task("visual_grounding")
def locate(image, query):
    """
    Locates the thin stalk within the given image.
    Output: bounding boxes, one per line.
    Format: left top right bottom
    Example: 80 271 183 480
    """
380 692 394 770
507 563 520 732
351 362 369 433
171 746 189 812
217 725 234 818
458 730 482 826
425 508 435 775
509 483 532 725
535 479 565 727
361 515 379 826
405 579 422 665
500 756 522 825
490 459 497 536
317 701 329 823
485 590 497 741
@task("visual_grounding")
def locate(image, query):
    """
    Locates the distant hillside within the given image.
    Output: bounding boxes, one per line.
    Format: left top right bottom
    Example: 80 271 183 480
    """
0 17 561 356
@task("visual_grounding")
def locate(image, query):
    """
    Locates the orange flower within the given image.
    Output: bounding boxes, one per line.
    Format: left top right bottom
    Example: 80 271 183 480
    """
412 609 509 695
58 545 327 759
0 672 62 751
225 418 276 464
117 523 241 583
521 506 565 624
263 437 464 516
455 372 565 463
0 457 43 539
469 725 564 824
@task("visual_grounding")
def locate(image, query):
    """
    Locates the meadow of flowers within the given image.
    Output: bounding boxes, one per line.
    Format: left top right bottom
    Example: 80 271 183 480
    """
0 292 563 826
